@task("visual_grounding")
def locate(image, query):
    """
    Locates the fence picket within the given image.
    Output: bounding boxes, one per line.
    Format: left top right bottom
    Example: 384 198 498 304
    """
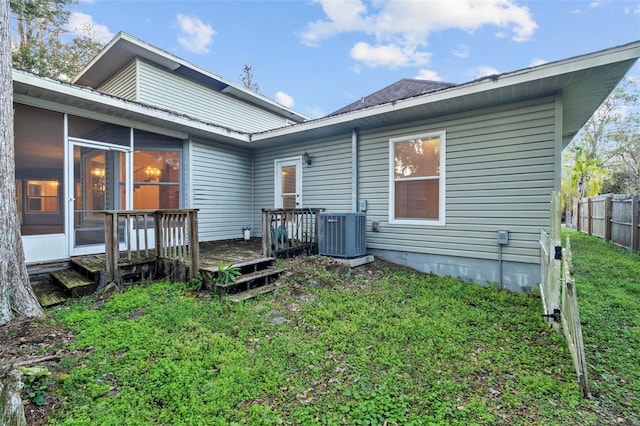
540 191 590 396
577 193 640 252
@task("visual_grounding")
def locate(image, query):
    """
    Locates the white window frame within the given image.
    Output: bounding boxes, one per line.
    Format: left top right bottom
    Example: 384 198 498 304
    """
389 130 446 226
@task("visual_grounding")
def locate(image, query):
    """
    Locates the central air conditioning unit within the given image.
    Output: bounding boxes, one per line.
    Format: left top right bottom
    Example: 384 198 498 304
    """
318 212 367 258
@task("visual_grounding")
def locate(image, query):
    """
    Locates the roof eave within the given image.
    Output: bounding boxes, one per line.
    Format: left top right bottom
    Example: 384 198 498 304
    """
15 70 251 144
252 41 640 146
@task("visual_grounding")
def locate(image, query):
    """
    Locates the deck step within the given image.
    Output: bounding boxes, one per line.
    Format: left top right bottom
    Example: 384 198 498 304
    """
200 257 276 279
214 268 285 295
32 282 71 307
227 283 282 303
51 269 97 297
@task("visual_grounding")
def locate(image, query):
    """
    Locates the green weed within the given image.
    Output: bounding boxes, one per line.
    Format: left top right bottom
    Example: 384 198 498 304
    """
46 237 640 425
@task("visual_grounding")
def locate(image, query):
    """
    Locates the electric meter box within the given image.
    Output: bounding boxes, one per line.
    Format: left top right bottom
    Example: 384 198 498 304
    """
497 230 509 245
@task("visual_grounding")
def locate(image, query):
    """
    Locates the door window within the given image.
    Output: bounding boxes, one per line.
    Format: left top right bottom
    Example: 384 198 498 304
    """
275 158 302 209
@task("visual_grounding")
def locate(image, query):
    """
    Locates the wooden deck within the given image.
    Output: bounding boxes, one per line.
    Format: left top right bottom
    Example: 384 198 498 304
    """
29 238 268 306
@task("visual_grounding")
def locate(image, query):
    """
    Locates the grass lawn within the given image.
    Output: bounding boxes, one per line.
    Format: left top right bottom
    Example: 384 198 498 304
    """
45 228 638 425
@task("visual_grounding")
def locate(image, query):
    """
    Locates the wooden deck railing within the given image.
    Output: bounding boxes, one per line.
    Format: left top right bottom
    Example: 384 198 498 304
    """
104 209 199 283
262 208 324 257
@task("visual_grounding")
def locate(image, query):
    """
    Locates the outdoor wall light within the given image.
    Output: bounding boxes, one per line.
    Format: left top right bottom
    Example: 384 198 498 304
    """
303 150 313 166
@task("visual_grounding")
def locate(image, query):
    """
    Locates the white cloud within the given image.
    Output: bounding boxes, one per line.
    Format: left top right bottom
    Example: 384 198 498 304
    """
530 58 548 67
415 69 443 81
300 0 370 47
573 0 613 14
300 0 537 68
452 44 469 59
65 12 114 43
470 65 500 79
350 42 430 68
275 91 295 108
625 5 640 14
307 106 326 119
176 14 215 54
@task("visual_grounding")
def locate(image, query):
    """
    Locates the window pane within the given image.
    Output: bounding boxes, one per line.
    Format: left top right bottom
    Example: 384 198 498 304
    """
282 195 296 209
133 150 181 210
281 166 296 194
26 180 59 213
394 137 440 179
68 115 130 146
395 180 439 219
14 104 64 235
134 151 180 184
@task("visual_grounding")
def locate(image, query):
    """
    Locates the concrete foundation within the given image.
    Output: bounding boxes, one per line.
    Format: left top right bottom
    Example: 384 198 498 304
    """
368 249 539 293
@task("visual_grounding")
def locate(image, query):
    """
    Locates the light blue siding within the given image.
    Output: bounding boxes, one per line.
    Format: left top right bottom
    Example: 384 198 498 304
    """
137 61 290 133
252 134 354 236
97 60 137 100
360 96 558 267
191 138 253 241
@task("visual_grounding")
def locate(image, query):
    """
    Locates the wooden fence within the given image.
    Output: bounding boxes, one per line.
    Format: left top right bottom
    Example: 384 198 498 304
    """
577 193 640 251
561 238 590 396
262 208 324 258
104 209 199 284
539 193 562 330
540 191 590 397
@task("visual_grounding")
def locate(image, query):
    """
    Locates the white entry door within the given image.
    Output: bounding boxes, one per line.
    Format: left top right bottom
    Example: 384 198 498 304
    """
69 140 131 255
274 157 302 208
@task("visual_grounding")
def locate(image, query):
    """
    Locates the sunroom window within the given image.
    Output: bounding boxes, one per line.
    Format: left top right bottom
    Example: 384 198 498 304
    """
390 131 446 225
132 130 183 210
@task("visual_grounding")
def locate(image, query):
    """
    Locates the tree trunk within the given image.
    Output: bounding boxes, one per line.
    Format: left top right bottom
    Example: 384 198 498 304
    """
0 0 44 325
0 370 27 426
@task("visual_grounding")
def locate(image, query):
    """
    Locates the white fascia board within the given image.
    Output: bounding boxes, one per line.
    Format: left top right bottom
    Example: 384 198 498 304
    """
253 41 640 142
15 70 251 143
73 32 180 84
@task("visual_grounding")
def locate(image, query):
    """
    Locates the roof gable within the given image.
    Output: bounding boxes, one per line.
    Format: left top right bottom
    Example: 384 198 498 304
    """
73 32 308 123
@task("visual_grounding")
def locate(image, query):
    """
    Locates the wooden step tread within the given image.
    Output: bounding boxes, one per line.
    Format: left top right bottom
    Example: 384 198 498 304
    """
231 257 275 269
200 257 276 274
214 268 285 289
71 255 105 274
228 283 282 303
51 269 94 290
32 282 71 307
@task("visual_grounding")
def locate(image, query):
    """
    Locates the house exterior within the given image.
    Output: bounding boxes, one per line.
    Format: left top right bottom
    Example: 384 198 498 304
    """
13 32 640 292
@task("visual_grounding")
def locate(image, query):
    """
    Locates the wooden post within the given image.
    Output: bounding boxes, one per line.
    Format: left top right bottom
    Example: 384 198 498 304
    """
545 191 562 330
262 209 270 257
576 198 581 232
632 194 639 252
587 198 592 235
188 210 199 280
604 195 612 242
104 211 119 283
154 211 162 260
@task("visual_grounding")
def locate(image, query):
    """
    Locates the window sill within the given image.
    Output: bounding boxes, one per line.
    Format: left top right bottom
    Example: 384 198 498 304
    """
389 218 446 227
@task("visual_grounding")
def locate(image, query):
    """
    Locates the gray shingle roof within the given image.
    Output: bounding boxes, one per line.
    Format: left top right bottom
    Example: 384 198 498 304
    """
329 78 456 116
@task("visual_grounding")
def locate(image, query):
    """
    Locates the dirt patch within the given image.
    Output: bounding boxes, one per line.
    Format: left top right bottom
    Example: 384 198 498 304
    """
0 317 75 425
